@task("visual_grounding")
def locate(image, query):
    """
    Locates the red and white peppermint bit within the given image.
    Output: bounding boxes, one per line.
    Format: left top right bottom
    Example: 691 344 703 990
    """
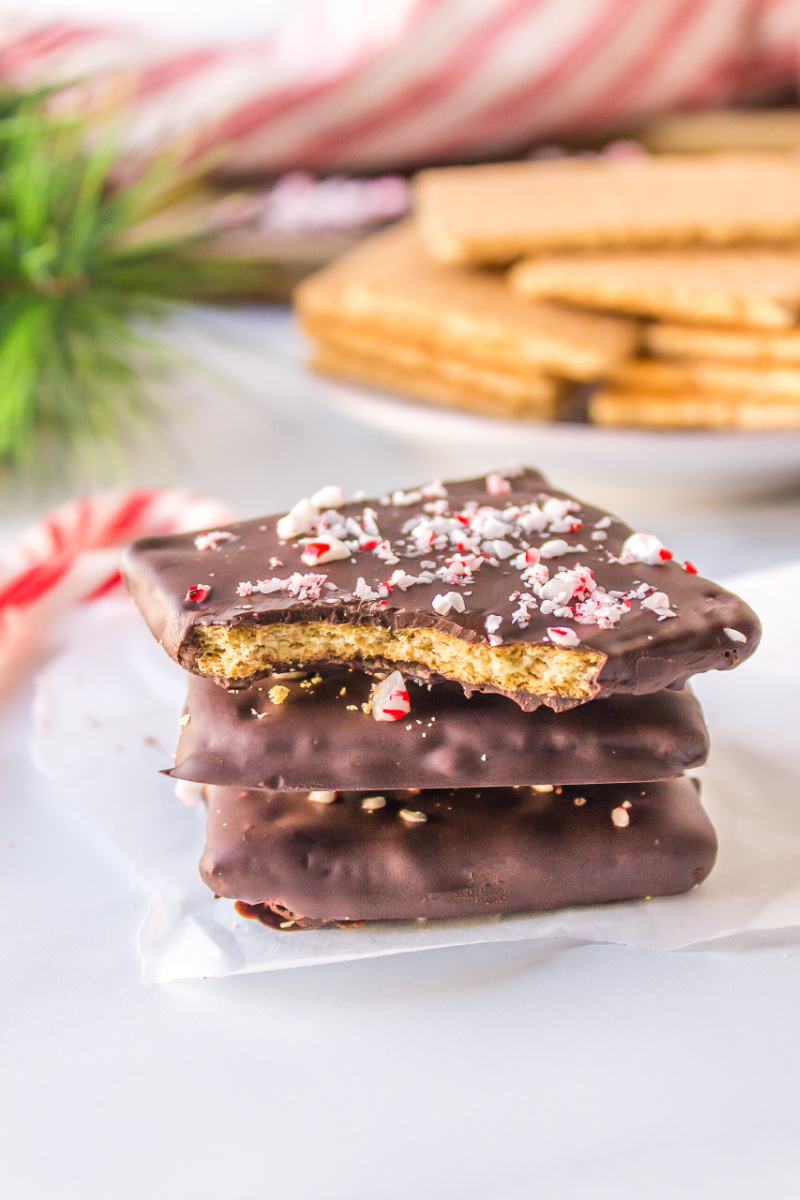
193 529 235 551
486 473 511 496
640 591 676 620
237 573 328 601
432 591 466 616
683 561 698 574
0 487 234 693
611 806 630 828
276 497 319 540
372 671 410 722
308 790 338 804
724 627 747 643
621 532 673 565
485 613 503 638
399 809 428 824
174 780 206 806
185 584 211 603
300 535 351 566
310 484 345 509
546 626 580 647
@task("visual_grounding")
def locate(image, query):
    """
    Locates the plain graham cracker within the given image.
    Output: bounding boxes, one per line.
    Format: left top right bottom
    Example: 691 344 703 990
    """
644 322 800 364
590 389 800 431
311 338 564 421
415 154 800 266
295 222 637 381
510 248 800 329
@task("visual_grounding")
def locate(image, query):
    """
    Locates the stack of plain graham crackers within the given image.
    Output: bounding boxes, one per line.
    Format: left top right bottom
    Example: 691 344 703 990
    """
296 153 800 430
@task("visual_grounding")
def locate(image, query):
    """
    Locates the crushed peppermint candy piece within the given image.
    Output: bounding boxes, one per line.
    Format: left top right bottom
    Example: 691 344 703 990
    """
683 561 698 574
193 530 234 551
724 627 747 643
486 472 512 496
300 535 351 566
621 532 673 565
185 584 210 603
399 808 428 824
420 480 447 499
546 626 580 647
538 539 572 559
310 484 345 509
371 671 411 721
276 497 319 540
391 488 423 506
640 591 677 620
611 806 630 828
432 591 466 616
308 790 338 804
485 613 503 646
361 795 387 810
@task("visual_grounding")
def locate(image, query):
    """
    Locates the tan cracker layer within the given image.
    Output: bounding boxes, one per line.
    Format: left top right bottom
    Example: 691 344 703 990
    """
644 322 800 364
590 389 800 431
612 357 800 398
294 222 637 379
510 248 800 329
312 340 564 421
310 319 558 400
415 154 800 265
193 622 606 703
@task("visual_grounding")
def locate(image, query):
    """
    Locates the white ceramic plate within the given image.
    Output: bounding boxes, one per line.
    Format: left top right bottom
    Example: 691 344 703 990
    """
320 380 800 506
170 307 800 508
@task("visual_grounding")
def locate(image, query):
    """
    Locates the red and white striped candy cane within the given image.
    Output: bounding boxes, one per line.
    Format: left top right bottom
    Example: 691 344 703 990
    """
0 488 234 693
0 1 796 173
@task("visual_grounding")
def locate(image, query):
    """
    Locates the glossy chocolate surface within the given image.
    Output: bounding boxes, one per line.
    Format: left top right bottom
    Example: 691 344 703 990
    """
123 469 759 707
172 670 709 789
201 778 717 927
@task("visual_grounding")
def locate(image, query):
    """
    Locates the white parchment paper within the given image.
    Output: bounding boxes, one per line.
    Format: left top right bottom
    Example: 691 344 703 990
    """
31 564 800 982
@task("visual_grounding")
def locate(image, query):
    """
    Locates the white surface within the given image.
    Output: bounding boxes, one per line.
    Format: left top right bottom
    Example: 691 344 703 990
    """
30 569 800 980
2 306 800 1198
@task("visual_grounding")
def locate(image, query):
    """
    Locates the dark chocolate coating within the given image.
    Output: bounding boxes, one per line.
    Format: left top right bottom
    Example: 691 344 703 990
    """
122 469 760 708
201 778 717 926
172 670 709 789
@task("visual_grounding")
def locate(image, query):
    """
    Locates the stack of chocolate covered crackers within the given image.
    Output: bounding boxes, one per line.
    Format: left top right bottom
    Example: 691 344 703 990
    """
123 468 759 931
298 153 800 430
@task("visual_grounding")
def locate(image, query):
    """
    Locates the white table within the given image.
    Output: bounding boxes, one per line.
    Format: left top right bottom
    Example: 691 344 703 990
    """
2 309 800 1200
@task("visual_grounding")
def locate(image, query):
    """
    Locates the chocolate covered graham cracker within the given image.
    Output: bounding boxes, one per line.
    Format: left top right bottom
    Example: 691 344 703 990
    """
415 155 800 266
122 469 759 711
295 223 637 381
202 778 718 928
172 671 709 790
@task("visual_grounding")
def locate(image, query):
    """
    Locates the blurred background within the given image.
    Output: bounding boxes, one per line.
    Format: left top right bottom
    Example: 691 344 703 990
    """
2 0 800 578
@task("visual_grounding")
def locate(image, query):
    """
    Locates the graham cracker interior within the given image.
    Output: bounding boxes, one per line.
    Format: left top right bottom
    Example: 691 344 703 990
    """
192 622 606 701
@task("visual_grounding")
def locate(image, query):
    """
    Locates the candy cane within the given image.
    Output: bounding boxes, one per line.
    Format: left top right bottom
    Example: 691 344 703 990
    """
0 488 235 694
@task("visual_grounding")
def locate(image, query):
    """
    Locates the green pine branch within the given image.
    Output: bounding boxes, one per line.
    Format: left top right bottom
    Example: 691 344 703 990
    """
0 93 276 479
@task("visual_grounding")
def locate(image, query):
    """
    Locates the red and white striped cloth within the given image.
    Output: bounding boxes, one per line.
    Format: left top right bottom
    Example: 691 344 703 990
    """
0 0 797 173
0 489 234 697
